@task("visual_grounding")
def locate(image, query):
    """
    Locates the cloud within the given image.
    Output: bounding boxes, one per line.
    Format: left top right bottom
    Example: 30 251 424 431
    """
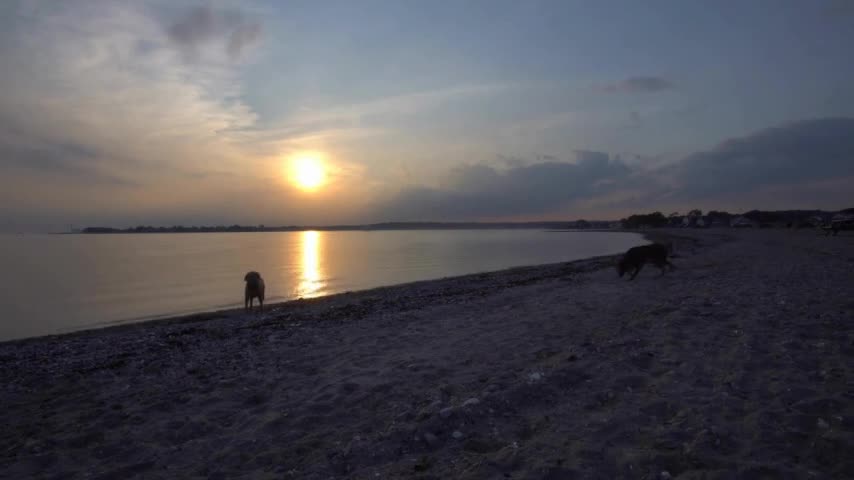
0 128 136 186
822 0 854 18
597 76 675 94
373 151 630 220
371 117 854 221
0 2 270 231
292 84 506 125
665 117 854 199
167 5 263 61
236 84 507 155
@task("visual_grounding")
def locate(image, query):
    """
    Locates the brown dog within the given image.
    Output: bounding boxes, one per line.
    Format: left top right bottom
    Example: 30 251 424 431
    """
617 243 674 280
244 271 265 311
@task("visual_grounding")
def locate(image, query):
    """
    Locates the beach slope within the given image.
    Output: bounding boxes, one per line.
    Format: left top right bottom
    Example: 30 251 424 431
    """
1 230 852 478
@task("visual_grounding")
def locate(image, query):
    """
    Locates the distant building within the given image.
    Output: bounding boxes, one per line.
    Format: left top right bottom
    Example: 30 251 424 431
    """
830 213 854 223
681 216 706 228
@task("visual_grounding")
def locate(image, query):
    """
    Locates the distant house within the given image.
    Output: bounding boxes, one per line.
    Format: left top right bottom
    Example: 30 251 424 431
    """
809 215 826 226
730 216 758 228
793 216 823 229
830 213 854 223
821 213 854 235
681 216 706 228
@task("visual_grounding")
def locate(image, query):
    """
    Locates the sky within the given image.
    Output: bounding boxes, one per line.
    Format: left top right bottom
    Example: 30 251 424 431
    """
1 0 853 232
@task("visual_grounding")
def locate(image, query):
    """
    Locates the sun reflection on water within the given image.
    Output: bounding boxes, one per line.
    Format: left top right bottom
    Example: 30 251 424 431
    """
297 230 324 298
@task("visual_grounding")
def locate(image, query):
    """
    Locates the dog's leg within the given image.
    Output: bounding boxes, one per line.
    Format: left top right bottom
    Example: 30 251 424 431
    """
656 259 674 275
630 264 642 280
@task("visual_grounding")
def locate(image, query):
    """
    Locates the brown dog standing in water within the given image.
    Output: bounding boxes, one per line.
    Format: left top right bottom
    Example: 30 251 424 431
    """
244 271 265 311
617 243 674 280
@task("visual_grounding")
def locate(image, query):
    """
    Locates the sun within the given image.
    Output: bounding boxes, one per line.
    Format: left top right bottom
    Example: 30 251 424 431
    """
291 155 326 191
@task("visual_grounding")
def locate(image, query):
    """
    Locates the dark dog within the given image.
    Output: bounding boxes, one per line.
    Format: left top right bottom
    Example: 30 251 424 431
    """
244 271 265 311
617 243 674 280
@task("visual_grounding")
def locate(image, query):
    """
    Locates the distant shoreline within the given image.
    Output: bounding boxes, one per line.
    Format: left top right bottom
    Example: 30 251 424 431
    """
56 207 852 235
74 221 616 234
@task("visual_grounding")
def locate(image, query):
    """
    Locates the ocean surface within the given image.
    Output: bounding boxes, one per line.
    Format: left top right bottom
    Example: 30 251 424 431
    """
0 230 644 341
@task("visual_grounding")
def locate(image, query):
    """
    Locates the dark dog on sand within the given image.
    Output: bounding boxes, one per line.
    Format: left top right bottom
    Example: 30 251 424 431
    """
617 243 675 280
244 271 265 311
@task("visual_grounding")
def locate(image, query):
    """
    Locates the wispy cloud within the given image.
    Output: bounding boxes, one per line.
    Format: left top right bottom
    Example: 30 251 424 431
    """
167 5 263 62
0 122 137 186
0 2 262 184
596 76 675 94
292 84 507 125
0 1 275 231
237 84 509 154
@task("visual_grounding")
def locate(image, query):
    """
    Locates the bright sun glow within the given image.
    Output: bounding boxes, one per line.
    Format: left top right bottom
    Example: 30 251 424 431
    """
291 156 326 191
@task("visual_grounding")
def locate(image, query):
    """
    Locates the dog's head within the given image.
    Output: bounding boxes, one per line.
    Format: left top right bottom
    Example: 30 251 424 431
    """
244 271 262 282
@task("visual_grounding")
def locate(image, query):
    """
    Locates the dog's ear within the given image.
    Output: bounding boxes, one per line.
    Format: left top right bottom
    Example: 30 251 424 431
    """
244 272 252 282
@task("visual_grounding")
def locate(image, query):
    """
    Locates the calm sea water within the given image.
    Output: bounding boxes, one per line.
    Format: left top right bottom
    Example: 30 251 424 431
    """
0 230 644 341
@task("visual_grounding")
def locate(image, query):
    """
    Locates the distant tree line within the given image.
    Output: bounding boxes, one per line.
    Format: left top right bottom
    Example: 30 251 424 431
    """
82 225 277 234
620 212 669 229
620 207 853 229
81 221 599 234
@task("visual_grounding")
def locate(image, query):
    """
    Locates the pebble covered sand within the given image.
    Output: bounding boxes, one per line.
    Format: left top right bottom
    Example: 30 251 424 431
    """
1 229 853 479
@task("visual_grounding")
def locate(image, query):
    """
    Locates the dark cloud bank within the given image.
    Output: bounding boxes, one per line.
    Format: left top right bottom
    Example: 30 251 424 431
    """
378 151 629 220
668 117 854 197
375 117 854 220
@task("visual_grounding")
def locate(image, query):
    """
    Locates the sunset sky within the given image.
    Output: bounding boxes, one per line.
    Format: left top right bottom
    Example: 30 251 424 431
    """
1 0 853 232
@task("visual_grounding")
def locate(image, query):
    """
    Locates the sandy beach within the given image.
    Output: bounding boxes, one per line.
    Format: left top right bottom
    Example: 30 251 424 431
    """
1 229 852 479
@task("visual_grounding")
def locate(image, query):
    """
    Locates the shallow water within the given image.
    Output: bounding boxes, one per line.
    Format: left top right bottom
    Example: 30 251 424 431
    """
0 229 644 340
